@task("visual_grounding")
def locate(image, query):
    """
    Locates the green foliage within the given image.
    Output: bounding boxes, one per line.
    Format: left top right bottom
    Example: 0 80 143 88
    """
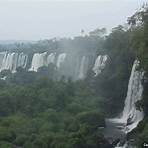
89 25 135 116
0 5 148 147
76 111 105 128
0 141 12 148
121 5 148 147
0 127 15 142
0 74 105 147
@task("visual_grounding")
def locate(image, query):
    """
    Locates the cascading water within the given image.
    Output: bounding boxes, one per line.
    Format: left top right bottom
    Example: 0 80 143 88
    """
92 55 108 76
29 52 47 72
47 53 56 65
0 51 106 80
1 52 17 72
110 60 144 133
17 52 28 68
0 52 28 72
0 50 143 147
104 60 144 148
120 60 144 133
0 52 7 68
29 52 57 72
56 53 67 68
78 56 86 79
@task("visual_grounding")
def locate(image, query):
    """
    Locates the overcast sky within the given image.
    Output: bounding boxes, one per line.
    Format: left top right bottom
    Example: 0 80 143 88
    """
0 0 147 40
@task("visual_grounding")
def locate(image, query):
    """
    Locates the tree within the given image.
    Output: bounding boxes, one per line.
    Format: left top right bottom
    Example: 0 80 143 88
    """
89 28 107 37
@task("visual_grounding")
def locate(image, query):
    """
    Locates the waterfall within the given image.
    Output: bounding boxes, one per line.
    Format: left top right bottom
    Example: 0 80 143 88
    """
56 53 67 68
93 55 108 76
78 56 86 79
120 60 144 133
0 52 7 68
0 52 107 80
109 60 144 133
0 52 28 72
47 53 56 65
29 52 47 72
103 60 144 148
29 52 66 72
1 52 17 72
17 52 28 68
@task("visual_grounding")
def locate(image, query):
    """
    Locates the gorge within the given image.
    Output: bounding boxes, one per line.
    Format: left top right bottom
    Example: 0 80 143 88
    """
0 5 148 147
0 49 144 148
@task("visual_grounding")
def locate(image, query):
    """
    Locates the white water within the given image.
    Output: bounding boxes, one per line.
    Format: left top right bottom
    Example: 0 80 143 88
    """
93 55 107 76
121 60 144 133
0 52 28 72
56 53 67 68
29 52 66 72
47 53 56 65
29 52 47 72
78 56 86 79
108 60 144 134
104 60 144 148
115 143 128 148
0 52 107 80
17 52 28 68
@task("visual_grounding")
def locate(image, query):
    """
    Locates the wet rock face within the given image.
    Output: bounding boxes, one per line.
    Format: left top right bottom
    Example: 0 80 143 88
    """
126 117 134 126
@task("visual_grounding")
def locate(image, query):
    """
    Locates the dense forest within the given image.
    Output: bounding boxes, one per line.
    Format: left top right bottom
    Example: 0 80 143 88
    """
0 4 148 148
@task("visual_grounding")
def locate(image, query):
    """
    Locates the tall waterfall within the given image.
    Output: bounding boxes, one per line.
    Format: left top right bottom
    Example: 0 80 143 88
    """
78 56 86 79
93 55 108 76
47 53 56 65
0 51 107 80
0 52 28 72
56 53 67 68
120 60 144 133
17 53 28 68
110 60 144 133
29 52 47 72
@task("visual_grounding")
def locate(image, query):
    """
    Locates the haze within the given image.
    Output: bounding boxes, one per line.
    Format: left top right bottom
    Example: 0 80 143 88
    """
0 0 146 40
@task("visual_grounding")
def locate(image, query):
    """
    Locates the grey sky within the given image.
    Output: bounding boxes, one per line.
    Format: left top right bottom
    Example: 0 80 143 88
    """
0 0 147 40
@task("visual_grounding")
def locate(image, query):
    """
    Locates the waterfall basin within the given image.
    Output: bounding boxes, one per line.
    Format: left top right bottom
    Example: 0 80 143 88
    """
103 60 144 148
103 118 126 145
